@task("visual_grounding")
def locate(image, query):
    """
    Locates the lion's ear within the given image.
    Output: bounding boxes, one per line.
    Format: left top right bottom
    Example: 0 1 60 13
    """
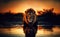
25 11 26 13
25 11 28 14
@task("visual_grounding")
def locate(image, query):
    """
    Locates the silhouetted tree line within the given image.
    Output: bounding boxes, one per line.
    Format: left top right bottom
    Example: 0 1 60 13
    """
0 12 23 27
37 8 60 25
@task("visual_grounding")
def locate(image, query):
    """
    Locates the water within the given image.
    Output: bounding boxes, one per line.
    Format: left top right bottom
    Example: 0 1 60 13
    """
0 26 60 37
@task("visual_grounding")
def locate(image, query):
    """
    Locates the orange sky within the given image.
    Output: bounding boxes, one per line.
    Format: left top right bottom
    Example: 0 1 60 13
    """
0 0 60 14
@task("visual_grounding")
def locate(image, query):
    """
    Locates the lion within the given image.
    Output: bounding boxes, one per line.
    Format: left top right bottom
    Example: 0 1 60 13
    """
23 8 38 37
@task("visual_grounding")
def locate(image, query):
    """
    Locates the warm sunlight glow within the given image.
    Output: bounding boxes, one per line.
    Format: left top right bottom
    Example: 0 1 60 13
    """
10 28 23 34
36 29 44 36
11 1 44 13
1 0 59 14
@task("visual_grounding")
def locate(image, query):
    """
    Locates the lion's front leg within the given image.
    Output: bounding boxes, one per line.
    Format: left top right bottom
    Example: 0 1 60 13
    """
23 27 37 37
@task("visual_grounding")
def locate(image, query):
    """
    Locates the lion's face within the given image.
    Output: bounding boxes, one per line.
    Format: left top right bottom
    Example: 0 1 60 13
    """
27 12 34 22
26 12 36 24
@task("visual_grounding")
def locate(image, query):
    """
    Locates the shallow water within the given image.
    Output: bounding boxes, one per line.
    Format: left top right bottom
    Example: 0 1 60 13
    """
0 26 60 37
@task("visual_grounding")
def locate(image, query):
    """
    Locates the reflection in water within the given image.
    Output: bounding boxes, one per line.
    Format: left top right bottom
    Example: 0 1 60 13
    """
0 26 60 37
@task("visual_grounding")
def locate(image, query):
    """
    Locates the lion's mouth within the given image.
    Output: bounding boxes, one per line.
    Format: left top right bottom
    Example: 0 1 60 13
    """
27 15 35 23
28 19 33 22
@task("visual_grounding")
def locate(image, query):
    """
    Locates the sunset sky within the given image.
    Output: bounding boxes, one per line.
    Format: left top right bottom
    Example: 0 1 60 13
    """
0 0 60 14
